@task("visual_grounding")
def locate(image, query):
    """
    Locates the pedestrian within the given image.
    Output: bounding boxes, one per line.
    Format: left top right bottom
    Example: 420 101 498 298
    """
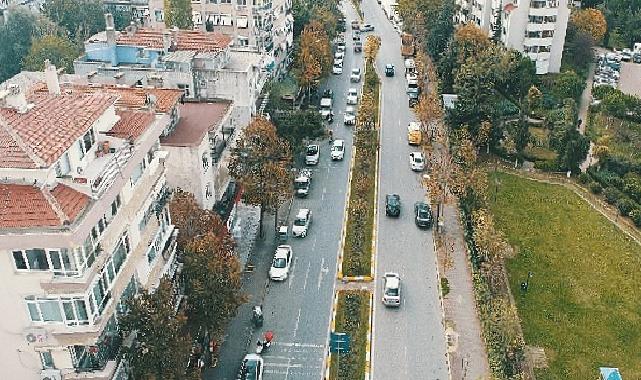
328 129 334 142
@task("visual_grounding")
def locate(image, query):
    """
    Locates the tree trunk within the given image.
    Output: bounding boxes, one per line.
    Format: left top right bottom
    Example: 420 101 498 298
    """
258 204 264 239
274 206 279 234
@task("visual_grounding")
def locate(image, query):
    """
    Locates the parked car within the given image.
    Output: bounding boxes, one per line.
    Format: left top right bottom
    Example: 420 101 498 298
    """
409 152 425 171
406 72 417 82
319 97 332 118
331 139 345 160
382 272 401 307
408 88 419 107
269 245 293 281
240 354 264 380
294 169 312 197
352 31 361 41
407 122 422 145
385 63 395 77
350 68 362 82
332 60 343 75
354 41 362 53
305 144 320 165
361 23 375 32
633 53 641 63
347 88 359 105
335 51 345 61
344 106 356 125
292 208 312 237
414 201 433 229
351 19 360 30
385 194 401 217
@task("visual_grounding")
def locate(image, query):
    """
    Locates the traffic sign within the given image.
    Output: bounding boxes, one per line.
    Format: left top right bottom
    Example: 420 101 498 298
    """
329 332 351 353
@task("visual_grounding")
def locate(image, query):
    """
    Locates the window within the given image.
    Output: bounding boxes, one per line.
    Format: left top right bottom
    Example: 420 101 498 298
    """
155 9 163 22
55 153 71 177
237 16 248 28
87 233 130 319
25 296 63 323
130 160 145 185
82 129 95 153
220 14 233 26
23 249 48 270
221 0 231 3
61 297 90 325
237 0 247 4
111 194 122 217
202 153 209 171
40 351 55 369
177 84 191 97
193 11 202 24
205 183 212 198
238 36 249 46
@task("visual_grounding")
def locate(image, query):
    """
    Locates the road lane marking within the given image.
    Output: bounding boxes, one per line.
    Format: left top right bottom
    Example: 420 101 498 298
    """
293 309 301 338
303 261 311 290
273 342 324 348
318 257 328 290
289 257 299 289
265 362 304 368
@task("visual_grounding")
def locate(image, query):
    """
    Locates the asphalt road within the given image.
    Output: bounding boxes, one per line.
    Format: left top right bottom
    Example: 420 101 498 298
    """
252 3 363 379
362 1 451 379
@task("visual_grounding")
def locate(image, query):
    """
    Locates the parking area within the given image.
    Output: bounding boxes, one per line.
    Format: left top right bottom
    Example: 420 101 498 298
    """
619 62 641 98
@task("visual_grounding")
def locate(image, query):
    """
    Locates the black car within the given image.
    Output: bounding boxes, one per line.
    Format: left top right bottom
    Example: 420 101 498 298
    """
408 88 419 107
414 201 433 228
385 64 395 77
385 194 401 217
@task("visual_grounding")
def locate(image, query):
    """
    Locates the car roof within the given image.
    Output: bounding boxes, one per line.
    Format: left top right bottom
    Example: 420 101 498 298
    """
333 139 345 146
411 151 423 157
348 87 357 92
352 68 360 72
386 193 400 199
274 248 290 258
408 121 420 130
307 144 319 149
296 208 310 217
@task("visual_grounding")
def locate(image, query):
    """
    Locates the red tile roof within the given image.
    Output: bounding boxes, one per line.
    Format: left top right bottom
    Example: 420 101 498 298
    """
160 101 231 147
50 183 90 222
0 93 115 167
116 29 232 52
108 110 156 141
0 183 89 229
0 122 37 168
33 84 183 114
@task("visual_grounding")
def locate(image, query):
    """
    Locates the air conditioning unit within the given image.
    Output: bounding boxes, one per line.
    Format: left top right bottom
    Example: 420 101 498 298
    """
40 369 62 380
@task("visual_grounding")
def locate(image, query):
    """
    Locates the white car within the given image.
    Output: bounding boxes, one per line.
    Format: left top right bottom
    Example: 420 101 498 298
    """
361 23 375 32
350 68 362 82
409 152 425 171
305 144 320 165
346 88 358 105
292 208 312 237
344 106 356 125
382 272 401 307
331 139 345 160
269 245 293 281
332 60 343 75
240 353 264 380
406 72 418 82
335 51 345 61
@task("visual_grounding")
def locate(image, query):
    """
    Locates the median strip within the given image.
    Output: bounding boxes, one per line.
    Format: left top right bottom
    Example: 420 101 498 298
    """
338 36 381 280
324 290 373 380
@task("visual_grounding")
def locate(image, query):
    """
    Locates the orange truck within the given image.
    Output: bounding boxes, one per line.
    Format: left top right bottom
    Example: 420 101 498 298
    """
401 33 415 58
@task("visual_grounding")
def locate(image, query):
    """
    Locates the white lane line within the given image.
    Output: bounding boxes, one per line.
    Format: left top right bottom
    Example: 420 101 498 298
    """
293 308 301 338
273 342 325 348
289 257 299 289
303 261 311 290
265 362 304 368
318 257 328 290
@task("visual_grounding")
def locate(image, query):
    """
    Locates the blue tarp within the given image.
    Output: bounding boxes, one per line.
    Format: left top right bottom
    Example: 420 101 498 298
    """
600 367 623 380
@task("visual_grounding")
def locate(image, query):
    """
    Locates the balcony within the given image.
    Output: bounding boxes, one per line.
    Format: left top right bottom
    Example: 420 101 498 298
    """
63 138 135 199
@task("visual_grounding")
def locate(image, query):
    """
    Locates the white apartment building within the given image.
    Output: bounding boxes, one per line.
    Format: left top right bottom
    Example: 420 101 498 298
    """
456 0 570 73
0 62 181 380
147 0 294 75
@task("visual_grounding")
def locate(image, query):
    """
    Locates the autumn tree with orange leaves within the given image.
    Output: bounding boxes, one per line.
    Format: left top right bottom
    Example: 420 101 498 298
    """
295 20 332 97
228 117 293 235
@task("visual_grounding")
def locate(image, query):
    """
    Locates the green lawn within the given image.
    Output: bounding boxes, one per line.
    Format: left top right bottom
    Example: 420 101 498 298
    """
330 290 370 380
488 172 641 380
587 111 641 162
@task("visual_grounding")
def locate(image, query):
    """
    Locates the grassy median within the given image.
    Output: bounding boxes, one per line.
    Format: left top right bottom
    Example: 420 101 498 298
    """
329 290 371 380
489 172 641 379
342 59 380 277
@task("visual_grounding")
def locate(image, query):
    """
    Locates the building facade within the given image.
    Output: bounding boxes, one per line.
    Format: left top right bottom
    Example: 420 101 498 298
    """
455 0 570 73
0 63 182 380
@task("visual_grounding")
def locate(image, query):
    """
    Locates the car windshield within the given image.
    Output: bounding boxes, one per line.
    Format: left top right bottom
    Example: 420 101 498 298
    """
414 156 423 163
307 146 318 155
294 180 308 189
334 63 341 68
243 360 259 380
387 196 399 206
385 287 399 296
332 145 343 152
294 218 306 226
418 209 430 219
273 257 287 268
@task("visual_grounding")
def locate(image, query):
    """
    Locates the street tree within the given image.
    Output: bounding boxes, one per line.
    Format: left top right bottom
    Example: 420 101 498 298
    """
273 110 325 152
119 278 196 380
164 0 193 29
426 0 455 60
364 35 381 61
23 35 80 73
294 21 331 97
183 230 246 336
42 0 106 41
570 8 607 43
228 117 293 235
168 189 222 251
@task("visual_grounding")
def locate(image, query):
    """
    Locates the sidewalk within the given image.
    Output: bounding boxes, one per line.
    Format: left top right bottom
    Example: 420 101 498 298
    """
578 62 597 172
437 204 491 380
204 200 293 380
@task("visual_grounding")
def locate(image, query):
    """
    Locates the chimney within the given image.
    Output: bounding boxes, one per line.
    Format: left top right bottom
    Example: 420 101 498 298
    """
0 85 30 113
44 59 61 95
162 31 172 53
105 13 116 45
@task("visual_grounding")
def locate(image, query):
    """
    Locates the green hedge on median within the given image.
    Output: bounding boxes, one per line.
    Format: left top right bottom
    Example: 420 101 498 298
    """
329 290 370 380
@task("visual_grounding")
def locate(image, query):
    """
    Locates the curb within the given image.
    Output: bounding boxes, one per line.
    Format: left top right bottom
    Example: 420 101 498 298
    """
432 233 453 380
336 148 356 279
324 291 340 380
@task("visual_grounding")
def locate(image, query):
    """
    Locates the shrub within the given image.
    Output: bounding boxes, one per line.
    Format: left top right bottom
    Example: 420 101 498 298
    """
616 197 635 216
604 187 622 205
578 172 591 184
588 182 603 194
534 160 560 172
631 209 641 227
623 173 641 203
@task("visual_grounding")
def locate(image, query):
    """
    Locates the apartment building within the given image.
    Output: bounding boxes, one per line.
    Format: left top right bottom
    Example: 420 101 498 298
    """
455 0 570 73
74 15 263 128
0 62 182 380
146 0 294 75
